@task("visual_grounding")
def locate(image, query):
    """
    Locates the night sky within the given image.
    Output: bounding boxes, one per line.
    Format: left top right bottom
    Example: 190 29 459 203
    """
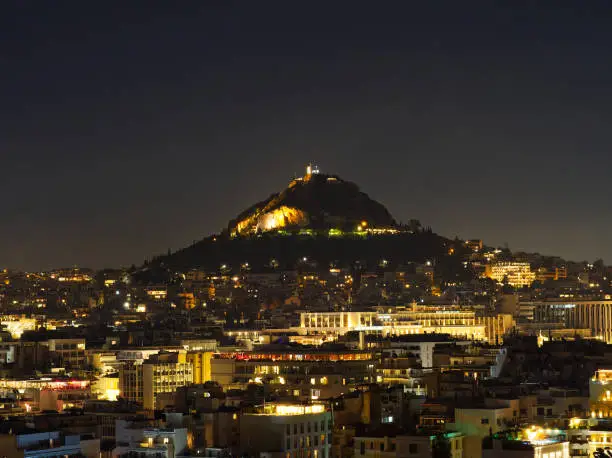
2 1 612 270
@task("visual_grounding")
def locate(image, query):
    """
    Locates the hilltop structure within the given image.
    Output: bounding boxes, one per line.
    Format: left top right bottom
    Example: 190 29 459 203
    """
227 164 398 236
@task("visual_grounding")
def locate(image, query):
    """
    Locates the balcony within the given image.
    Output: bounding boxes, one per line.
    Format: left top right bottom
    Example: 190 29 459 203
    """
569 437 588 444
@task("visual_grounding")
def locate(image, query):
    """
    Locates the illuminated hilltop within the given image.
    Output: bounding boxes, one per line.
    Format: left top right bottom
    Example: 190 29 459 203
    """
152 166 466 273
227 164 398 236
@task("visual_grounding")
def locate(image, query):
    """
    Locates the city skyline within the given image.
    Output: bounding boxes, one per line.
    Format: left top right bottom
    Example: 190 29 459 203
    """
3 2 612 269
4 3 612 454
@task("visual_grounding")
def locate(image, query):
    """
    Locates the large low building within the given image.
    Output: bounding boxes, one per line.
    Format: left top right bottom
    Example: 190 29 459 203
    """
528 300 612 343
0 377 91 413
210 347 376 398
300 308 514 343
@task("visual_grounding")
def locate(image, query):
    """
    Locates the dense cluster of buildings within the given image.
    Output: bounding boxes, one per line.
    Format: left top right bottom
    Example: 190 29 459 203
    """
0 244 611 458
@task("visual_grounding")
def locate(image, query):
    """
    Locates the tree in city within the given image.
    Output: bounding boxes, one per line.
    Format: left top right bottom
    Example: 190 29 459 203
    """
432 433 452 458
594 448 612 458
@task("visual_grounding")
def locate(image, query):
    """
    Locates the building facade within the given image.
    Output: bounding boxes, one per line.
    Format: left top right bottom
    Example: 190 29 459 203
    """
240 404 332 458
300 309 514 343
119 351 193 409
485 262 535 287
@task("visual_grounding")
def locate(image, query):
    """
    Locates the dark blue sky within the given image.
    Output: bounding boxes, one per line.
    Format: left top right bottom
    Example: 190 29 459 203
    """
2 1 612 269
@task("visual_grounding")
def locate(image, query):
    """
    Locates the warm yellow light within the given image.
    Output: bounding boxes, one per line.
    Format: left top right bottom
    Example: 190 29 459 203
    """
569 418 581 428
104 389 120 401
273 404 325 415
258 206 307 231
524 425 544 443
236 206 307 234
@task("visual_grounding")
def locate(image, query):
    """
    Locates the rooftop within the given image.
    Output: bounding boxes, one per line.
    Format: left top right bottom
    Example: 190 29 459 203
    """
247 403 327 416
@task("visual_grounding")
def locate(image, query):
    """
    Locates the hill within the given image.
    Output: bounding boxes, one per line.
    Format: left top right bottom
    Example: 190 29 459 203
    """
227 165 396 236
151 166 472 283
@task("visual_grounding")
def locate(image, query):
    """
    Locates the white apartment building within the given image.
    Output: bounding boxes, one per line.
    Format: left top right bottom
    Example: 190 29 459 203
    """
300 309 514 343
486 262 535 287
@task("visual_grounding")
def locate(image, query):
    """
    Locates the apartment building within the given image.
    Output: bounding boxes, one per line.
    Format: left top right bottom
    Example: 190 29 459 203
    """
240 404 332 458
119 351 193 410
